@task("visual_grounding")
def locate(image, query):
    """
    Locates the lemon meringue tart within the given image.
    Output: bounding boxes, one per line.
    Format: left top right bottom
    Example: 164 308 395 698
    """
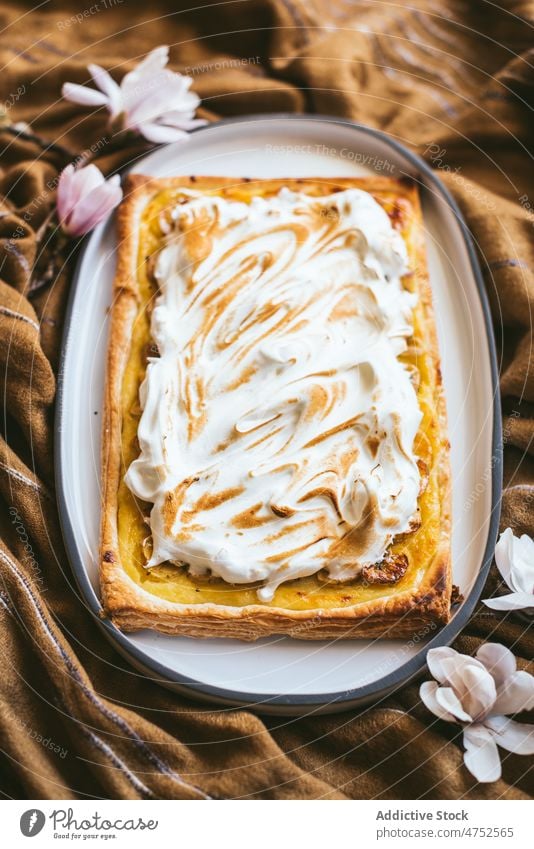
100 175 451 639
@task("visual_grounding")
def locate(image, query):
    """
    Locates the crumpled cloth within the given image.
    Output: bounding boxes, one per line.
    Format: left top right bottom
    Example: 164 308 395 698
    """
0 0 532 800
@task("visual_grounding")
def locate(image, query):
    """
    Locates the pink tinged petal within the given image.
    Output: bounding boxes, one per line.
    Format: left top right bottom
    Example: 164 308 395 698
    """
419 681 457 722
463 725 502 783
62 82 109 107
135 122 189 144
65 189 122 236
435 686 473 722
483 592 534 611
56 164 77 222
62 164 106 211
476 643 516 688
485 715 534 755
88 63 122 117
493 671 534 715
62 175 122 236
57 164 107 229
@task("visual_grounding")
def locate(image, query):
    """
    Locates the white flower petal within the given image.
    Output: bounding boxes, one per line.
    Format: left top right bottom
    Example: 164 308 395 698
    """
512 534 534 594
62 82 109 107
121 46 169 90
157 111 206 131
459 664 498 721
88 63 121 116
419 681 456 722
493 671 534 715
485 715 534 755
134 45 169 77
121 72 169 118
495 528 534 596
494 528 515 587
135 122 190 144
476 643 516 688
463 725 502 783
483 592 534 611
426 646 462 684
124 72 197 126
427 648 488 692
180 117 208 130
435 686 473 722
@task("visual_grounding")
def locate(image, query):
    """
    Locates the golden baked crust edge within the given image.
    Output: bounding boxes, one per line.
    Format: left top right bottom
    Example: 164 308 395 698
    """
100 174 452 641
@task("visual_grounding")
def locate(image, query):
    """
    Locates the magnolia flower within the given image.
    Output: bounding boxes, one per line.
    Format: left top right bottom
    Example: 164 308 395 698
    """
483 528 534 612
62 46 206 143
57 164 122 237
420 644 534 782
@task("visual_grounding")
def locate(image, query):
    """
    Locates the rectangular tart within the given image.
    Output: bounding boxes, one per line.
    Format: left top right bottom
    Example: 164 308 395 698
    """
100 175 451 640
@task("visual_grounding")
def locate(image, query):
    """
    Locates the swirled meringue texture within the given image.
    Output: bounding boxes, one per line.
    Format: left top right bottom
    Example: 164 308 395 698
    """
125 187 422 601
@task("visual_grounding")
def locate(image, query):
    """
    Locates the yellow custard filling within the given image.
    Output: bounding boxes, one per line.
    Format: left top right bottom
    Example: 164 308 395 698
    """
117 183 443 610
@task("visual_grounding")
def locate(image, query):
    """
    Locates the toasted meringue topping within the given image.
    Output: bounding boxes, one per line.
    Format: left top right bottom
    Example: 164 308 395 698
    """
125 187 422 601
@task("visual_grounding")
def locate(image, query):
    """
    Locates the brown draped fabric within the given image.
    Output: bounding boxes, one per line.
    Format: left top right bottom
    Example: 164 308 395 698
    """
0 0 532 800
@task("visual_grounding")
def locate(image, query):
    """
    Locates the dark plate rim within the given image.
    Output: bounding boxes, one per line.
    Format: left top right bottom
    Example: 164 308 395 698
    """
55 113 502 712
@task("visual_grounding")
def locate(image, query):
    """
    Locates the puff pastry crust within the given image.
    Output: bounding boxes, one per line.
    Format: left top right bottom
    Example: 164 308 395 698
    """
100 175 451 640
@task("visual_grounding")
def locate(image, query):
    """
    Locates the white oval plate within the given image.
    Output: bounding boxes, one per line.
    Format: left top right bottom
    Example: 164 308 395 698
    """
56 115 501 715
